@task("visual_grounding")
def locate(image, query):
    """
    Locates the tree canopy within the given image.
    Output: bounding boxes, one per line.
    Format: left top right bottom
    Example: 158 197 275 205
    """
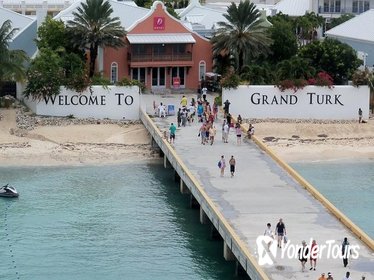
268 17 298 62
211 0 271 73
67 0 126 77
298 38 361 84
0 20 29 85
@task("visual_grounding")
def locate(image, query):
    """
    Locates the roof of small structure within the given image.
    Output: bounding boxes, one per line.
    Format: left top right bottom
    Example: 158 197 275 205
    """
54 0 149 29
325 9 374 44
178 0 227 30
274 0 311 16
0 6 35 37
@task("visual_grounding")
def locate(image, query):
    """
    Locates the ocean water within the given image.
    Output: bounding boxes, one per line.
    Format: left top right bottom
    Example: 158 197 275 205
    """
0 163 243 280
291 160 374 239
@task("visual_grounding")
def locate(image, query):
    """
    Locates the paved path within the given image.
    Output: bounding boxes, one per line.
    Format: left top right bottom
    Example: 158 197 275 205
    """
141 94 374 280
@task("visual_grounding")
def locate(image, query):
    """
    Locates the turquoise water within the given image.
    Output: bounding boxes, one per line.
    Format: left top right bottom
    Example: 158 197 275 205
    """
292 160 374 239
0 164 243 280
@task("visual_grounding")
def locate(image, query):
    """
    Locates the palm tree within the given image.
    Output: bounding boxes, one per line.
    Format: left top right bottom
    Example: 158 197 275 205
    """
295 12 324 45
0 20 29 86
67 0 126 77
211 0 271 73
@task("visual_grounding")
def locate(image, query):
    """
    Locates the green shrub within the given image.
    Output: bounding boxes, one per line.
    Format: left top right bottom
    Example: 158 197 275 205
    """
116 77 145 92
220 73 240 90
91 74 111 86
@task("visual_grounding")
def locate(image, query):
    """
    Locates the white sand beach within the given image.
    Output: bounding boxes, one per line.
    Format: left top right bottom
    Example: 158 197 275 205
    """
0 108 154 166
1 106 374 166
252 120 374 162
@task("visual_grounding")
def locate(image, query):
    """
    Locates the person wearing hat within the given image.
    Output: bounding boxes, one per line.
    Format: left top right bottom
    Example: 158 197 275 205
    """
327 272 334 280
318 273 327 280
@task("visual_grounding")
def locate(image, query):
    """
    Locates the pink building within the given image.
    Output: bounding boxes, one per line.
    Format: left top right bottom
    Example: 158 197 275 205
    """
103 1 213 91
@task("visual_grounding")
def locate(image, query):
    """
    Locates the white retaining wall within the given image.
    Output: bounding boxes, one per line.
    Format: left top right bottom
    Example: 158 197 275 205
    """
223 85 370 120
22 86 140 120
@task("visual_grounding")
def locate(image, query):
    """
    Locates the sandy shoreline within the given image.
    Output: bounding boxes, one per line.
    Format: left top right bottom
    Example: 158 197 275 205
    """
1 106 374 166
0 108 157 167
251 120 374 162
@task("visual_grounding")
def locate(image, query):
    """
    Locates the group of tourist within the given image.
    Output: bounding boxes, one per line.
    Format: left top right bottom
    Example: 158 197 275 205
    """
217 155 236 178
164 95 255 148
264 219 362 280
169 95 219 145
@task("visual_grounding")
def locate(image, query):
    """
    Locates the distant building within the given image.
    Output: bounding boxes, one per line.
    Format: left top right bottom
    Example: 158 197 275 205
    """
0 6 37 57
0 0 74 16
272 0 373 19
313 0 374 18
56 0 213 91
325 9 374 67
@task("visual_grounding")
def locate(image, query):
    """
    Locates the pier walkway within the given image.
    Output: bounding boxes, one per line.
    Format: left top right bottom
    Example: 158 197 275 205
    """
141 94 374 280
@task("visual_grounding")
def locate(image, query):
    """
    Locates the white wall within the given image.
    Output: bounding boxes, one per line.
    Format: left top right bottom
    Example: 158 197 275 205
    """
223 85 370 120
23 86 140 120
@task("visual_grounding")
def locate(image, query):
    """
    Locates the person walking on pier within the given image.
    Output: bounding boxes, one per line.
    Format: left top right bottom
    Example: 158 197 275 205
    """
298 240 309 272
180 95 188 108
229 155 236 177
177 108 182 127
199 123 206 145
218 155 226 177
235 123 242 145
223 121 229 143
264 223 274 249
209 125 216 145
310 239 318 271
275 218 286 248
169 123 176 144
342 271 351 280
341 237 351 268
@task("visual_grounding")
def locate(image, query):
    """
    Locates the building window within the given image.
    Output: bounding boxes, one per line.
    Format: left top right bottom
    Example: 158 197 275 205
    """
199 61 206 81
152 67 165 87
323 0 341 12
352 0 370 13
111 62 118 83
131 68 146 84
173 44 186 54
133 45 146 55
153 44 166 55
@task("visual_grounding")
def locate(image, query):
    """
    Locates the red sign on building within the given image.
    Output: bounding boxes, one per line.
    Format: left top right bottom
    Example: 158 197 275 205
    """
153 17 165 30
173 77 180 89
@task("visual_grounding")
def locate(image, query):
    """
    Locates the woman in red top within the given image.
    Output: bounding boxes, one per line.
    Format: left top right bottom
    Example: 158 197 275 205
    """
310 239 318 270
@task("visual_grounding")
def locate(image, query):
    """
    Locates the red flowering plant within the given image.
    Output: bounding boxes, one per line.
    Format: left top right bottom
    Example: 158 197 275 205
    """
314 71 334 88
276 72 334 93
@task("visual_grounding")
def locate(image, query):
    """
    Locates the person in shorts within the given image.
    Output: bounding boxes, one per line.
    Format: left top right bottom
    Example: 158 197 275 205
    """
275 218 286 248
229 155 236 177
298 240 309 272
309 239 318 270
169 123 176 144
235 123 242 145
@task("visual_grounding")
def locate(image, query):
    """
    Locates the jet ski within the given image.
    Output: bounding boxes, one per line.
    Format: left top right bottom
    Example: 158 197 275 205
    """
0 184 19 198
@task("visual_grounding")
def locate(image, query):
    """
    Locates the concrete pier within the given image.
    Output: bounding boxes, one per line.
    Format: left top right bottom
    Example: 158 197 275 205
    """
140 106 374 280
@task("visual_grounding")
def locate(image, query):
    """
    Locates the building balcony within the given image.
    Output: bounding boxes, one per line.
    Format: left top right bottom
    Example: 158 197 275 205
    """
129 53 194 67
130 53 192 62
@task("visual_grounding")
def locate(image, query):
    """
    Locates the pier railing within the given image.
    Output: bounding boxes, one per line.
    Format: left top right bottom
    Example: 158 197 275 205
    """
140 109 270 280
